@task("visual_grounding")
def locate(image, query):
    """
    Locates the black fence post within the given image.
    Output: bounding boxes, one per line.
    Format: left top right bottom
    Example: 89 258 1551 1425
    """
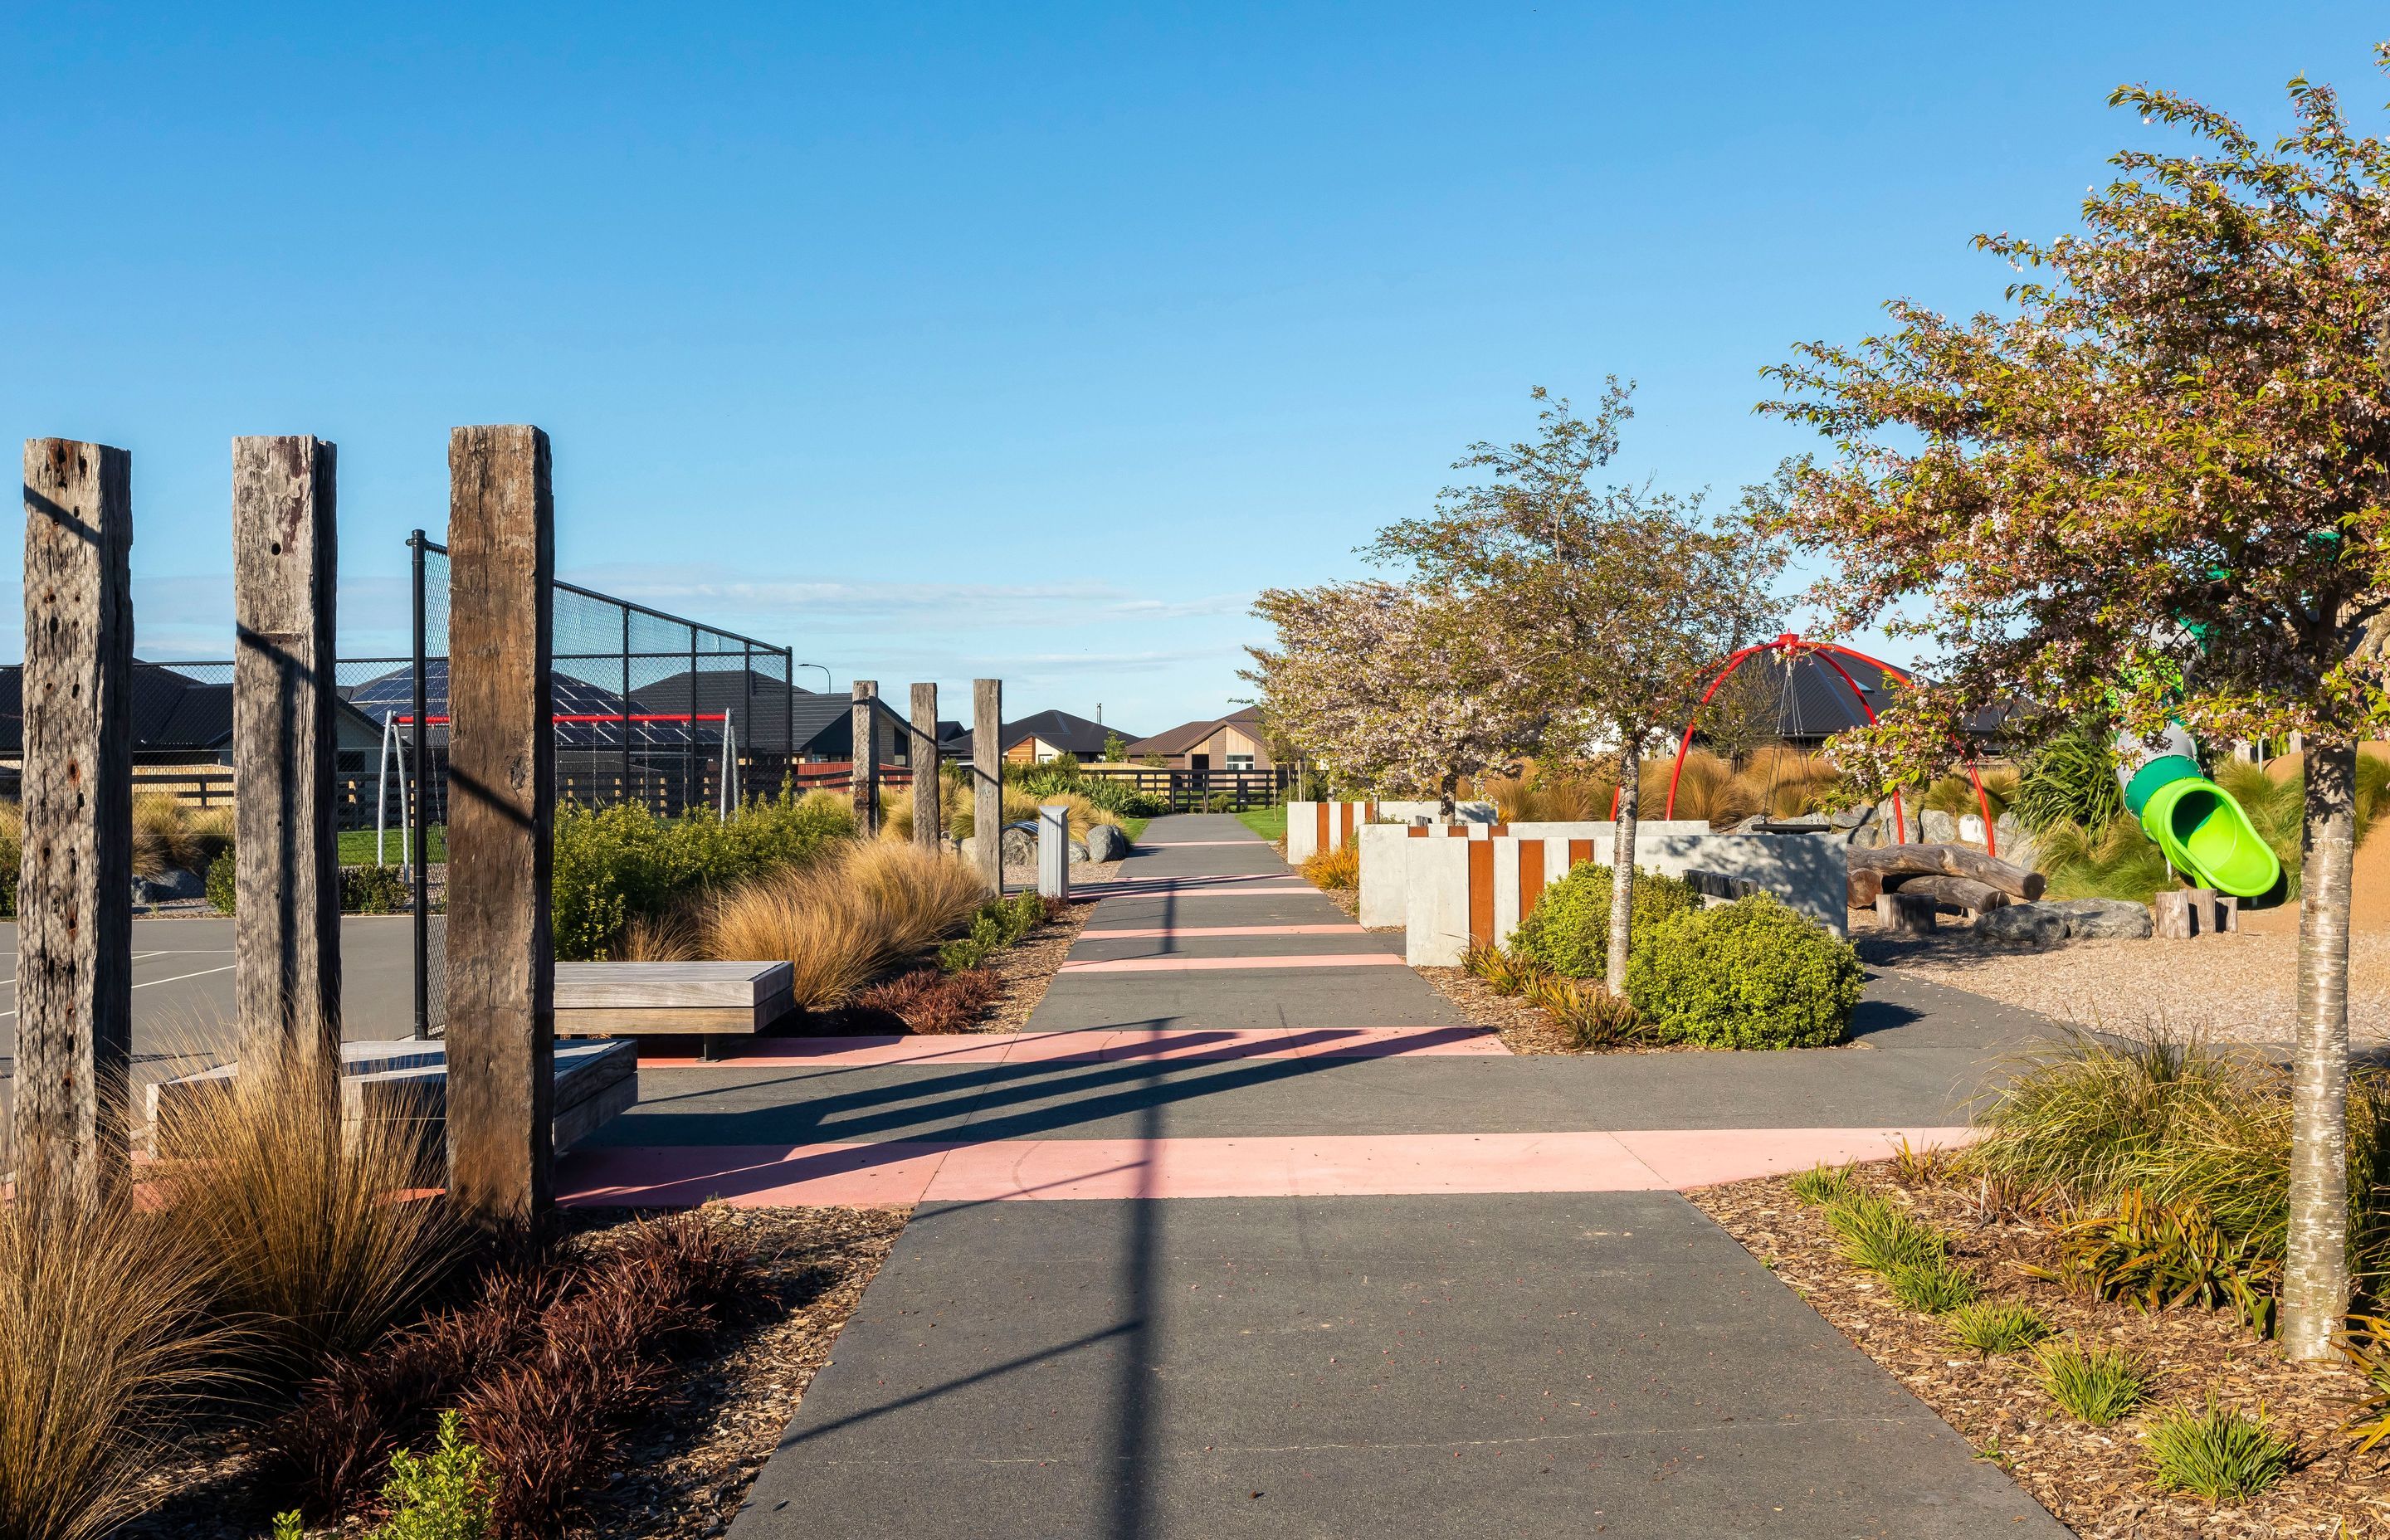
409 529 431 1041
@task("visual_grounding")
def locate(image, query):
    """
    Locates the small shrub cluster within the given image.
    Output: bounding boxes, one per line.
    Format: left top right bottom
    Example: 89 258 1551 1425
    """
2143 1396 2296 1502
207 845 238 913
1623 894 1864 1050
938 889 1052 972
343 864 409 914
1505 861 1698 981
271 1216 767 1536
1461 942 1649 1049
276 1411 491 1540
1942 1301 2051 1358
1009 760 1167 818
1300 841 1359 890
553 790 856 960
2047 1187 2277 1333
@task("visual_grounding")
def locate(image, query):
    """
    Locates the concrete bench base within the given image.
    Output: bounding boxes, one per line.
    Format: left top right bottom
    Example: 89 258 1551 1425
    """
148 1036 638 1158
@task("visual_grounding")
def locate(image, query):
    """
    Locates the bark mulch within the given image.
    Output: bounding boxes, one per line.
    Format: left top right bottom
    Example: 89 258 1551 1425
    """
121 1204 908 1540
972 895 1097 1033
1687 1168 2388 1538
1413 962 1578 1055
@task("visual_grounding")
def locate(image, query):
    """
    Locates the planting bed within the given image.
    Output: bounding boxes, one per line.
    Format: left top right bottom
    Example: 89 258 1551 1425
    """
117 1204 908 1540
1690 1169 2385 1538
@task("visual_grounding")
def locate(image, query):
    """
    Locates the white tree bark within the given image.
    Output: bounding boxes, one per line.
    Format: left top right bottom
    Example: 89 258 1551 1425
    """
1607 738 1640 997
2283 738 2354 1359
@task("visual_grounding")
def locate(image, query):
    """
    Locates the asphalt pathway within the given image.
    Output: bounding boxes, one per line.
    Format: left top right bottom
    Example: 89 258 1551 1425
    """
617 813 2071 1538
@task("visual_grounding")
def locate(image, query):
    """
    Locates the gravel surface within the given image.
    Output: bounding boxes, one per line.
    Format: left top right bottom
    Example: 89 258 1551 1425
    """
1857 910 2390 1047
1690 1168 2388 1539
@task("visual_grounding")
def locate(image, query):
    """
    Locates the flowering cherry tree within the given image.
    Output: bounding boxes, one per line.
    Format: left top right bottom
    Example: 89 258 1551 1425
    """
1243 580 1536 816
1755 51 2390 1357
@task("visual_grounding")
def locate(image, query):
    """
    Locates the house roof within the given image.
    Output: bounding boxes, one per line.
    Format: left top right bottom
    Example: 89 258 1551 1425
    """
947 709 1124 758
0 660 381 757
1127 706 1265 758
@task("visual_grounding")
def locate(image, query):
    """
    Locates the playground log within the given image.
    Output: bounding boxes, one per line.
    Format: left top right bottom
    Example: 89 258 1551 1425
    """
1886 874 2010 916
1847 843 2044 908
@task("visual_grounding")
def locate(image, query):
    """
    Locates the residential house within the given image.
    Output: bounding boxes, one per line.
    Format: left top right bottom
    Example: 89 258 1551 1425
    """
1126 707 1274 772
945 709 1124 766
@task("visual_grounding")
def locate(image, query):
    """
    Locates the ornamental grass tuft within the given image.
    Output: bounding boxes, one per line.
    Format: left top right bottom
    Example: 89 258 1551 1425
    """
1886 1255 1983 1314
1944 1301 2051 1358
2144 1396 2295 1502
1821 1192 1946 1277
2033 1337 2148 1426
1788 1162 1861 1207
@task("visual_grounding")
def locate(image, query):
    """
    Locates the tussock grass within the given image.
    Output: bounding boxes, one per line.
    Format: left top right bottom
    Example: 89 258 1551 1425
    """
1944 1301 2051 1357
1300 842 1359 890
1479 768 1607 822
620 912 700 962
880 772 973 841
153 1049 466 1380
0 1197 235 1540
2144 1396 2295 1501
2034 1337 2148 1425
705 840 991 1007
1966 1032 2388 1281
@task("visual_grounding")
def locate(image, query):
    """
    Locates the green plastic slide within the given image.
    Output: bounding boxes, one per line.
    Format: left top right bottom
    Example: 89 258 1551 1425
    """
2114 724 2281 899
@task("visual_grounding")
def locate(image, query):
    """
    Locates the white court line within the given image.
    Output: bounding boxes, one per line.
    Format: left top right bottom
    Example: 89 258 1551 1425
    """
0 948 230 989
0 962 236 1019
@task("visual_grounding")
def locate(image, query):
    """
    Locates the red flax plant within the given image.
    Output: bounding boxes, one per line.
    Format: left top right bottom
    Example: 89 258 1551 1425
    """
1368 384 1782 992
1753 47 2390 1358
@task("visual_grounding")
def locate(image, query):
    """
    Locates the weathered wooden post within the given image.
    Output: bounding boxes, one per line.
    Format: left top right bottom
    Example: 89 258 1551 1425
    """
973 677 1002 889
15 440 134 1218
232 436 342 1102
445 426 556 1223
851 680 880 834
910 682 942 850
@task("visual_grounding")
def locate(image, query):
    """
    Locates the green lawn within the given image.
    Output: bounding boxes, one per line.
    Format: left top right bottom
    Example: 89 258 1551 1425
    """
1119 816 1150 846
1236 805 1287 843
339 825 446 865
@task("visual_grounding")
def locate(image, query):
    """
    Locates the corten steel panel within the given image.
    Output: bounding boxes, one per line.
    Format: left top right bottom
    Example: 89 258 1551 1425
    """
1467 840 1495 948
1519 838 1545 921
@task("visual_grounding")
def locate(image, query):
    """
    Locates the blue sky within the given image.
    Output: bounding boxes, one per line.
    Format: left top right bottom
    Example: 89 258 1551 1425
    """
4 3 2381 735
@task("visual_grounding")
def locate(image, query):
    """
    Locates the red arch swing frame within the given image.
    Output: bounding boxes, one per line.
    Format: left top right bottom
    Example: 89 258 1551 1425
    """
1655 631 1996 858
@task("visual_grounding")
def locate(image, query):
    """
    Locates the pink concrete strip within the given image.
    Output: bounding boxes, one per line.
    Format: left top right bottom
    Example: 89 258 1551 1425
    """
639 1025 1504 1068
1057 952 1404 974
558 1142 953 1207
1079 873 1299 887
924 1132 1668 1201
1078 924 1362 938
1615 1126 1981 1188
558 1126 1985 1207
1070 886 1317 898
1134 840 1262 846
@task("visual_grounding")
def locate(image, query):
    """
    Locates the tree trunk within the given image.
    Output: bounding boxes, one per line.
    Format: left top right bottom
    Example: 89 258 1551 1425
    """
1439 773 1458 821
2283 738 2355 1360
1607 738 1639 997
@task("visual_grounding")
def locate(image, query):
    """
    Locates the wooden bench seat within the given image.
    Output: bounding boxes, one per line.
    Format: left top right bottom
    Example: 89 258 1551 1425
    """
554 960 796 1037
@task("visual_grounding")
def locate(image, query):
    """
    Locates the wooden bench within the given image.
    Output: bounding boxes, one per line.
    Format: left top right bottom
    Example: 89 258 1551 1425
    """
554 960 796 1040
149 1036 638 1157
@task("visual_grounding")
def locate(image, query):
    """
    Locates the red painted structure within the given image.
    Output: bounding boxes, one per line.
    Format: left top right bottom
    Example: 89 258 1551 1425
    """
1661 632 1997 858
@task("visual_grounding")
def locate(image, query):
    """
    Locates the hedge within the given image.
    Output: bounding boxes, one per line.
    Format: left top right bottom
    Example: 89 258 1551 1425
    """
1507 861 1700 980
1623 894 1864 1050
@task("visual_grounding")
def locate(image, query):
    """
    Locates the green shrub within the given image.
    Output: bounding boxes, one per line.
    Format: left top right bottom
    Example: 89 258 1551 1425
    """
1887 1255 1981 1313
1944 1301 2051 1357
1822 1192 1945 1276
341 865 407 914
1507 862 1700 981
206 846 237 914
2033 1338 2147 1425
2144 1396 2293 1501
276 1410 490 1540
2012 719 2124 835
938 889 1048 973
553 791 856 960
1788 1162 1861 1206
1623 894 1863 1049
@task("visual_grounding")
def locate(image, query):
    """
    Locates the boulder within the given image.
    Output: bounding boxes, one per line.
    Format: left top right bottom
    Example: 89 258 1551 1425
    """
1920 810 1958 844
1067 838 1092 865
1084 824 1130 863
968 823 1040 868
133 867 207 904
1973 897 2153 948
2055 897 2155 940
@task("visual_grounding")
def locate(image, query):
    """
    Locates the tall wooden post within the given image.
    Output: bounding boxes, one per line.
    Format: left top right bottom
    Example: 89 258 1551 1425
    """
910 682 941 849
851 680 880 834
973 678 1003 890
444 425 555 1223
15 440 134 1219
232 436 341 1100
